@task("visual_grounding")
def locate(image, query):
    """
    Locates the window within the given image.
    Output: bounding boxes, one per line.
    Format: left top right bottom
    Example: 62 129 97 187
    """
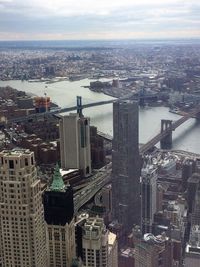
54 233 60 241
49 231 52 240
61 232 65 241
9 160 14 169
25 158 28 166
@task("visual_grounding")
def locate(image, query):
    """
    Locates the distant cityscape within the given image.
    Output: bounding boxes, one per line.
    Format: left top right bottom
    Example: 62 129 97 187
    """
0 40 200 267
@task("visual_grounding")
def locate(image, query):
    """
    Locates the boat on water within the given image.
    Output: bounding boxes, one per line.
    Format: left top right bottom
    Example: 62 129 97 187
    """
68 75 85 81
45 77 69 84
28 78 50 83
169 107 179 114
28 79 43 82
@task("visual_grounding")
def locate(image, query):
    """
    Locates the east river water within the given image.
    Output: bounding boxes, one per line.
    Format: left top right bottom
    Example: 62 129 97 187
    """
0 79 200 154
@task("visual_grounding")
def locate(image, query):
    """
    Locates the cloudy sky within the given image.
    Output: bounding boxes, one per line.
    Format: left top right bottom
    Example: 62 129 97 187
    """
0 0 200 40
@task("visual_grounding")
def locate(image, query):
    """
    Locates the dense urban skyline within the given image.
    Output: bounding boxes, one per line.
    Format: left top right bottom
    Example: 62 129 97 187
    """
0 0 200 40
1 38 200 265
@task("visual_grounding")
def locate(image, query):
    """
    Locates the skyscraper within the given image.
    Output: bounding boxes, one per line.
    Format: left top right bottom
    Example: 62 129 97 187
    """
141 163 158 234
112 100 141 231
82 216 118 267
59 113 91 177
82 217 108 267
0 149 47 267
43 164 76 267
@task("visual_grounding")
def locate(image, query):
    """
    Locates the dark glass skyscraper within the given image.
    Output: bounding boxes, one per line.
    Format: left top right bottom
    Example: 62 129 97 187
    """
141 164 157 234
112 100 141 231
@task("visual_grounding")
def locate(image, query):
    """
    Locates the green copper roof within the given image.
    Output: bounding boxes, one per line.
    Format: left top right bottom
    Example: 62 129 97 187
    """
50 163 65 191
71 259 79 267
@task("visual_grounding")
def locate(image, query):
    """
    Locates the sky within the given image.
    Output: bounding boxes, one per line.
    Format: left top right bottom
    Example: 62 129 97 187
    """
0 0 200 41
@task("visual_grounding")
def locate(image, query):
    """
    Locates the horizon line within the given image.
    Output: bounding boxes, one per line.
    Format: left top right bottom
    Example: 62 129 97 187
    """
0 37 200 44
0 37 200 43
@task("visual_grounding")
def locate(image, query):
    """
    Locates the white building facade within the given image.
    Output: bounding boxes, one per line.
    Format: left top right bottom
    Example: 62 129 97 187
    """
59 113 91 177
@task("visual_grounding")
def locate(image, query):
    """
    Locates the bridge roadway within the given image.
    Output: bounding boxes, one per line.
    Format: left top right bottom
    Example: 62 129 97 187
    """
139 109 200 154
97 131 113 141
8 99 115 123
97 109 200 154
8 92 157 124
73 163 112 213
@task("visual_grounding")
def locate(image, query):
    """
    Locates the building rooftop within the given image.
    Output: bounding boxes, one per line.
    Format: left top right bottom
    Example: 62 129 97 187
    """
0 148 33 157
188 174 200 184
60 168 78 176
120 248 135 258
186 225 200 253
108 232 117 246
83 217 107 239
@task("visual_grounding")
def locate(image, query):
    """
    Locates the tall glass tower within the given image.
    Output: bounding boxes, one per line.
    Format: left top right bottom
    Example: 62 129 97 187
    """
112 100 141 231
141 163 158 234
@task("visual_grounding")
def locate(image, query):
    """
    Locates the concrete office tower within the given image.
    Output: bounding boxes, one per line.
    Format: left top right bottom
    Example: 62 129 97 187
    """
82 217 109 267
134 233 173 267
59 113 91 177
43 164 76 267
0 149 47 267
112 100 141 231
141 163 158 234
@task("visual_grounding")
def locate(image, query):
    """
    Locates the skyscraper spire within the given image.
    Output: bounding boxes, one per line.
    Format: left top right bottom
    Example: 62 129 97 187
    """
50 163 65 191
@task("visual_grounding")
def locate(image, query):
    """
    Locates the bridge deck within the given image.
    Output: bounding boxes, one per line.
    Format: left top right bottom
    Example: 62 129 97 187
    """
8 99 115 123
140 108 199 154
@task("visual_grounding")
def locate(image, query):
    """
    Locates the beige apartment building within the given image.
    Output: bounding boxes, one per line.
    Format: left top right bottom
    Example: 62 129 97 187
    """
46 221 76 267
0 149 47 267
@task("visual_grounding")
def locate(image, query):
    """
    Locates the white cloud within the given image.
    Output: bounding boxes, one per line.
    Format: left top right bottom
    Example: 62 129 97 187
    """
1 0 190 17
0 0 200 40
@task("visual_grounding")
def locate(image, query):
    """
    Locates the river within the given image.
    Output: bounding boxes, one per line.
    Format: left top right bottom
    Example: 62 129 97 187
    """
0 79 200 153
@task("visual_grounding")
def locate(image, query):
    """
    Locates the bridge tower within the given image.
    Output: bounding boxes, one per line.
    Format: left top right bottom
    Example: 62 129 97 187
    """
160 119 173 149
139 89 145 107
76 96 83 116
